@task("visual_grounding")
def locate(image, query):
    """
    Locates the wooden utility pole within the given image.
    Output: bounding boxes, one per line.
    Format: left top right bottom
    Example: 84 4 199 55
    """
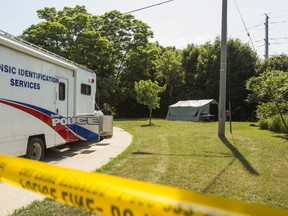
264 14 269 59
218 0 228 137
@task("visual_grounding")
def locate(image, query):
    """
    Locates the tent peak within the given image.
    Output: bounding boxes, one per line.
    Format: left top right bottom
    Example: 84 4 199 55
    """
170 99 217 108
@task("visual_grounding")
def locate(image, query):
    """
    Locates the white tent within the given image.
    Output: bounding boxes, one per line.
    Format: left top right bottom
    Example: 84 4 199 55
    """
166 99 218 122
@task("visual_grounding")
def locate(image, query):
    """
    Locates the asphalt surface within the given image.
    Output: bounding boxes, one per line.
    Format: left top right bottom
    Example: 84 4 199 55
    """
0 127 132 216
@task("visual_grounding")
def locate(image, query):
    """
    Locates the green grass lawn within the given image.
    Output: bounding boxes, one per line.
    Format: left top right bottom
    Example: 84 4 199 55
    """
10 119 288 215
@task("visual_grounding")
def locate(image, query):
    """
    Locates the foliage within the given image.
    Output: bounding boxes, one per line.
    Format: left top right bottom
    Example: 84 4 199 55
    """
116 42 161 117
246 70 288 103
21 5 267 120
182 38 257 120
154 46 185 116
246 66 288 131
258 118 268 130
134 80 166 125
182 40 220 100
256 102 288 119
259 114 288 133
21 6 154 113
257 54 288 74
246 70 288 121
226 39 258 120
267 115 284 132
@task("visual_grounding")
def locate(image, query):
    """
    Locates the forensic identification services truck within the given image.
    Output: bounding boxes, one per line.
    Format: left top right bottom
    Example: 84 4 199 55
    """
0 30 113 160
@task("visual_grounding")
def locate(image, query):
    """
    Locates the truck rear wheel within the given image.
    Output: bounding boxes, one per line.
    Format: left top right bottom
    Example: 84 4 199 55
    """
26 137 45 161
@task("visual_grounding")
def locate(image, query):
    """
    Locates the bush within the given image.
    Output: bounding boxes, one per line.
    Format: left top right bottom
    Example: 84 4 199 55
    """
267 115 283 132
256 102 288 119
259 118 268 130
260 114 288 133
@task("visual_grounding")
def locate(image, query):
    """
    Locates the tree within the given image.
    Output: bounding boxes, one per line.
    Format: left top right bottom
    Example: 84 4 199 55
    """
154 46 185 116
182 38 257 120
22 6 94 58
182 40 220 100
246 70 288 119
116 42 160 117
226 38 258 120
182 43 200 98
21 6 154 115
247 54 288 120
134 80 166 125
256 54 288 74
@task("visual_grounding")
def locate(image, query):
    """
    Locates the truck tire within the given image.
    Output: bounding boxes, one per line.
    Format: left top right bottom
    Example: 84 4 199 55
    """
26 137 45 161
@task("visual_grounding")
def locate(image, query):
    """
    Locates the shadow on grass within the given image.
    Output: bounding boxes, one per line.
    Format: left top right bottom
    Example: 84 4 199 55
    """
202 158 236 193
203 137 259 193
140 123 161 127
219 136 259 176
131 151 234 158
272 134 288 142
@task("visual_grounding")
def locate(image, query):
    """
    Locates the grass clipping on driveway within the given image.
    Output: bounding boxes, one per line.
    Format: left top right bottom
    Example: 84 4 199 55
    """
11 120 288 215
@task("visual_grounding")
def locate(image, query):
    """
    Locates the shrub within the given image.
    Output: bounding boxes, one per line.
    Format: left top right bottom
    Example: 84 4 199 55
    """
259 118 268 130
256 102 288 119
267 115 283 132
260 114 288 133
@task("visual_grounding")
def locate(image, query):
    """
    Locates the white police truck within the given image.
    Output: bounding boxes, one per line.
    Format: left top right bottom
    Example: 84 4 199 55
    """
0 30 113 160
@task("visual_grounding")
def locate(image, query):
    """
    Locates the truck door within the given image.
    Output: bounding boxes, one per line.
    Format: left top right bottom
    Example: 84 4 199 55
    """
56 78 68 117
55 78 69 141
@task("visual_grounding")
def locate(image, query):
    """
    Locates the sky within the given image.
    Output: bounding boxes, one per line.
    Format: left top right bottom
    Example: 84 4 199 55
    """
1 0 287 58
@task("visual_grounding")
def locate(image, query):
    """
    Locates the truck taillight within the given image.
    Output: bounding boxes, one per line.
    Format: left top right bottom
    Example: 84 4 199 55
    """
89 78 95 83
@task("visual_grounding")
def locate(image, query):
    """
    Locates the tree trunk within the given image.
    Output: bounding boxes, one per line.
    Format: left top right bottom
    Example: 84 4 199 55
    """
275 102 288 133
149 108 152 125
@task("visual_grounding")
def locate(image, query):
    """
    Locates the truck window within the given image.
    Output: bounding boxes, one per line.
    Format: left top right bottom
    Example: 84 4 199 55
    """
81 84 91 96
59 82 66 101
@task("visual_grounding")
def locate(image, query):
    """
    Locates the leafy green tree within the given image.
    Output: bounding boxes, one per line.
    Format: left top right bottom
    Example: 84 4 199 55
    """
182 38 257 120
22 6 92 58
99 11 153 78
226 38 258 120
256 54 288 74
21 6 154 115
246 70 288 118
134 80 166 125
154 46 185 116
182 43 200 98
182 40 220 100
250 54 288 121
116 42 161 117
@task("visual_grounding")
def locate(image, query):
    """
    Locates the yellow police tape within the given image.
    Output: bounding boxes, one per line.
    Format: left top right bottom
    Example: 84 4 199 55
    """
0 154 287 216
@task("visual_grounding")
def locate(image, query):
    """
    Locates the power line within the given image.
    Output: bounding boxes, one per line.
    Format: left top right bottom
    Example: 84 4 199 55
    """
254 39 264 43
123 0 174 15
233 0 256 51
271 20 288 24
270 37 288 40
270 41 288 46
248 23 265 30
